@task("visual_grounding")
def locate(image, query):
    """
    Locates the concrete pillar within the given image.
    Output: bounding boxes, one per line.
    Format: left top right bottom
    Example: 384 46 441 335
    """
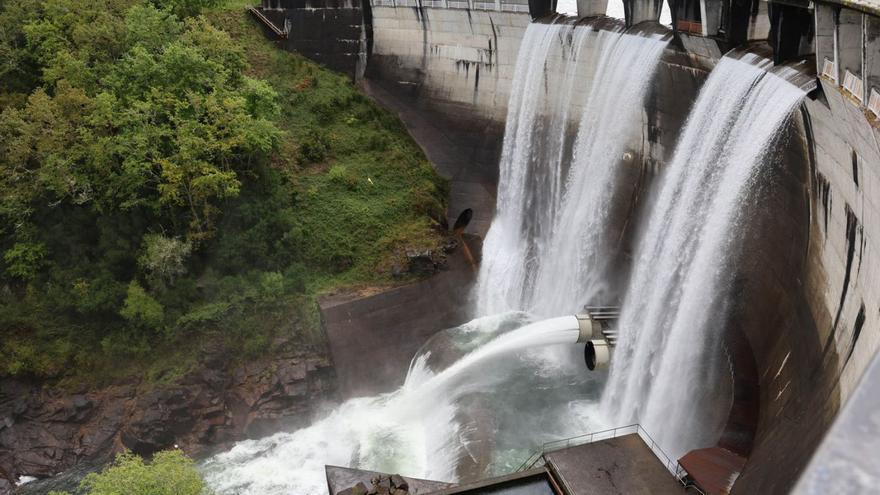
768 1 814 65
671 0 696 32
578 0 609 16
837 8 863 99
670 0 713 34
624 0 662 25
865 16 880 109
815 4 837 81
529 0 557 18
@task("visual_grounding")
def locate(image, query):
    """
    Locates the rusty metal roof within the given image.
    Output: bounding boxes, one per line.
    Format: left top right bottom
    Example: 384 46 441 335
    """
678 447 747 495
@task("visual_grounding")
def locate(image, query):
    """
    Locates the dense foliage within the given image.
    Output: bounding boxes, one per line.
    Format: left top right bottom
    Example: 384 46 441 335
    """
48 450 208 495
0 0 447 382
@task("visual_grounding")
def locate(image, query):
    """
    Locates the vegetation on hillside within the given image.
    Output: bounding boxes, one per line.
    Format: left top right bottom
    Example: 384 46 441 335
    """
48 450 209 495
0 0 447 383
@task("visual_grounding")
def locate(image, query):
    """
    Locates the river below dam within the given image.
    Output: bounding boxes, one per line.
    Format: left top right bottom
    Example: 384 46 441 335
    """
202 313 607 494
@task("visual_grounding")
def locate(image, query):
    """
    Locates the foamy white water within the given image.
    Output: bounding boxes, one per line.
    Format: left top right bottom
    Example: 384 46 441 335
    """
202 313 603 494
475 21 668 316
600 54 807 459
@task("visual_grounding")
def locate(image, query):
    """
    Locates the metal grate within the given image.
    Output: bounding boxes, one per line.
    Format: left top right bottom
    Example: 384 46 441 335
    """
842 70 864 102
821 58 837 82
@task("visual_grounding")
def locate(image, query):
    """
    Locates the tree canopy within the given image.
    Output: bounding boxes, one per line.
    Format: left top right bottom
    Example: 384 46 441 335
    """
0 0 446 381
48 450 209 495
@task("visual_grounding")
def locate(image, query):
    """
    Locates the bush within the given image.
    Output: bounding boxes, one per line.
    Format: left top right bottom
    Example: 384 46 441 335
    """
3 242 47 279
120 281 165 330
76 450 208 495
151 0 219 18
297 129 330 164
139 234 192 286
327 164 359 190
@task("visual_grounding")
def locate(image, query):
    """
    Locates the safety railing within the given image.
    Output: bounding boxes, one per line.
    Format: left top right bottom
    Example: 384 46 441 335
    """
248 6 288 39
516 424 688 482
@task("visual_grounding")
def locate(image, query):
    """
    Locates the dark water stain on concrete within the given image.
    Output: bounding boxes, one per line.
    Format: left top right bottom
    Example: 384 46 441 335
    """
822 205 860 361
843 303 866 368
488 15 498 66
851 149 859 188
810 171 831 235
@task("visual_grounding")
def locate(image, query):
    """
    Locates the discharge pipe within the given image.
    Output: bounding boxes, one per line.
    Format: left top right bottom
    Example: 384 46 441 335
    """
574 309 619 371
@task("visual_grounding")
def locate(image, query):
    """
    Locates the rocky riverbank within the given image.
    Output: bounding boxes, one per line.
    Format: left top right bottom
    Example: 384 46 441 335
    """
0 339 335 493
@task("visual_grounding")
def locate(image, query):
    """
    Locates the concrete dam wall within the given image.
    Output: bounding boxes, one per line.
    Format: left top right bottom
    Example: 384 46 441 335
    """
252 0 880 491
362 4 880 493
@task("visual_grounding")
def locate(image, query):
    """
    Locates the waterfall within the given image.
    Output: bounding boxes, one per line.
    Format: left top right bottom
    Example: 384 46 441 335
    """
201 314 593 494
600 54 807 459
475 21 669 317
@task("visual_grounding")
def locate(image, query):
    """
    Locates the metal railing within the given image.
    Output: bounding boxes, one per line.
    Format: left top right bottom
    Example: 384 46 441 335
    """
248 7 288 39
516 424 690 483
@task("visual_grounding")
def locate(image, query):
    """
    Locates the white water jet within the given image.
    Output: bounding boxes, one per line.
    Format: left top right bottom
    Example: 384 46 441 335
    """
202 313 599 494
475 21 669 317
600 54 807 459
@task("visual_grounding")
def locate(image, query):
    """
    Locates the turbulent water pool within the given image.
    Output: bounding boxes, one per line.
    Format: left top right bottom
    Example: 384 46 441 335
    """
201 313 607 494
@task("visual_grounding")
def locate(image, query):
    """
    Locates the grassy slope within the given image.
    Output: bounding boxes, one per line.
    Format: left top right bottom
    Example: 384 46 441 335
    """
206 4 447 288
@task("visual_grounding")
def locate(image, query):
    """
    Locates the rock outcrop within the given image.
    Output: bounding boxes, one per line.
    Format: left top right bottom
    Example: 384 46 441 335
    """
340 474 412 495
0 341 335 491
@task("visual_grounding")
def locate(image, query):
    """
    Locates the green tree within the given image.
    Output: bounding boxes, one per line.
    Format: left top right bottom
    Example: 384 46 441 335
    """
78 450 209 495
152 0 220 18
120 281 165 330
0 0 41 95
3 241 47 279
139 234 192 286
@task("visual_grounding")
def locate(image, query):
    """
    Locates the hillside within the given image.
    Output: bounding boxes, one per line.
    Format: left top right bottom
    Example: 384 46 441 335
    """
0 0 448 386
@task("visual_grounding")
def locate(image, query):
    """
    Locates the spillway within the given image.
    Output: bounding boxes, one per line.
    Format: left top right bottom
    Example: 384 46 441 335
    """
475 20 669 316
601 53 808 459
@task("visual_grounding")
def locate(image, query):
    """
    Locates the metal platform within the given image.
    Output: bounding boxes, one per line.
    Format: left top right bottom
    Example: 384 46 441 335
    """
542 434 685 495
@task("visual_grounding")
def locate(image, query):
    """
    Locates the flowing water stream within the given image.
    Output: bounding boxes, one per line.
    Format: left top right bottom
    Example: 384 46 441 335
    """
600 54 807 459
475 20 669 316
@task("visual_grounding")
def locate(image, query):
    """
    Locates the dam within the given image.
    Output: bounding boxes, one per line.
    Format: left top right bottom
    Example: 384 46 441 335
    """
214 0 880 493
3 0 878 493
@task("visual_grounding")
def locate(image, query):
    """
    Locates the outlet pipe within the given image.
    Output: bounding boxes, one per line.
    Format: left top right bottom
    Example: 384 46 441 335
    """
574 312 617 371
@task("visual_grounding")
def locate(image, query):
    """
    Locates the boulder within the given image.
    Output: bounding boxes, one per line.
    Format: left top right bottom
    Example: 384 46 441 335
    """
390 474 408 491
351 481 369 495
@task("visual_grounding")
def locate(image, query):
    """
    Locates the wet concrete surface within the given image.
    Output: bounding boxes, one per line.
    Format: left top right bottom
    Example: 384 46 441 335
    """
320 245 479 398
543 434 684 495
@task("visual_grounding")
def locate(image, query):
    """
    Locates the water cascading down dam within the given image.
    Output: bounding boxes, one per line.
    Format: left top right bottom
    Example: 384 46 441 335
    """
200 0 880 492
476 19 670 316
602 51 810 460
